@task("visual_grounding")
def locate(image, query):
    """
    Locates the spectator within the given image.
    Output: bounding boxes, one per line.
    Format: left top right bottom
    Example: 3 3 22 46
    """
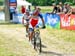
63 3 68 14
72 8 75 14
28 5 31 12
59 2 63 12
67 4 72 15
52 3 58 13
63 3 72 15
57 5 61 13
34 6 37 11
10 7 16 20
21 6 26 14
21 6 26 24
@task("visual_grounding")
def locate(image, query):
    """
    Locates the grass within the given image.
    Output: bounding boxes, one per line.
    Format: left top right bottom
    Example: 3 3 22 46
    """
31 6 53 13
46 27 75 43
37 6 53 13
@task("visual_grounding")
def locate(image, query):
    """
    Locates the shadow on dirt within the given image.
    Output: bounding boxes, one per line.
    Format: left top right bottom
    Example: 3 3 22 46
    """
41 44 47 48
40 50 63 56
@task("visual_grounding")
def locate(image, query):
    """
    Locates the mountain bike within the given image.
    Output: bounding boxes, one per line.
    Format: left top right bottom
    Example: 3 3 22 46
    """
31 26 42 53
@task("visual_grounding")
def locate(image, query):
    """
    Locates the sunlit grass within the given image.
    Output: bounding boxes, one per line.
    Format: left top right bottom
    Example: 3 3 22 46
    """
31 6 53 13
46 27 75 43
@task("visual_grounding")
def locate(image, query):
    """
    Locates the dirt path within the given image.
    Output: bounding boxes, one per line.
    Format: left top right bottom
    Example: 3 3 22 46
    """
40 29 75 56
0 25 75 56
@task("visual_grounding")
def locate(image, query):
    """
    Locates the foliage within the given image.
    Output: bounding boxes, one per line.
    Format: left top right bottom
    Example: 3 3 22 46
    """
0 1 4 5
26 0 75 6
64 2 73 5
0 0 75 6
0 0 4 6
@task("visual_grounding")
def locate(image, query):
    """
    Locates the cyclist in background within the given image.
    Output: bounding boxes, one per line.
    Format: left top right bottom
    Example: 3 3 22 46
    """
28 8 45 41
24 10 30 37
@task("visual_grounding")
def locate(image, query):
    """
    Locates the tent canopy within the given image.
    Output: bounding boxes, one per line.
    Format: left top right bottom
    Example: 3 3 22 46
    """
17 0 32 6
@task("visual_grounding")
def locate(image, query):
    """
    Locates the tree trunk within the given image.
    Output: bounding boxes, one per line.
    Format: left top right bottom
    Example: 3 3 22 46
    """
4 0 10 22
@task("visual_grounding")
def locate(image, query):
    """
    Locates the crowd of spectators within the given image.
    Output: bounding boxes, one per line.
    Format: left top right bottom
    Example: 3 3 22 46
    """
52 2 72 15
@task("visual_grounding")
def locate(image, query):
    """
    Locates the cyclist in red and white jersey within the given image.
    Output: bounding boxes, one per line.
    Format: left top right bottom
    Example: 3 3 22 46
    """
28 8 45 41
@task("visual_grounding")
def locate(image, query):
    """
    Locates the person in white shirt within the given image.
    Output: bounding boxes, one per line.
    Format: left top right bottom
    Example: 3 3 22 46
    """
24 10 30 37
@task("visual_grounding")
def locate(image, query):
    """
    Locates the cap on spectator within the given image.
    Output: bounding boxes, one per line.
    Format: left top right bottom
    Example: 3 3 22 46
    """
52 3 56 6
59 2 62 5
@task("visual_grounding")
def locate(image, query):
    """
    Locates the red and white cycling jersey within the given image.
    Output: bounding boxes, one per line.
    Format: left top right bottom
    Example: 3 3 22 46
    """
29 16 39 28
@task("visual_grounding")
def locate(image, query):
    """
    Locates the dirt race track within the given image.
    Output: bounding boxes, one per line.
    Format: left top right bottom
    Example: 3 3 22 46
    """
0 24 75 56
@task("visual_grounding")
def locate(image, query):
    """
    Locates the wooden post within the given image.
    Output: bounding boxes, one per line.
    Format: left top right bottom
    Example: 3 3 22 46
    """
5 0 10 22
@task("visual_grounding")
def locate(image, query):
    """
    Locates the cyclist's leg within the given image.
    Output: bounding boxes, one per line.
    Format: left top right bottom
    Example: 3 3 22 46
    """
29 28 34 41
26 25 28 32
25 23 29 37
26 20 29 33
29 25 38 41
29 24 34 41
